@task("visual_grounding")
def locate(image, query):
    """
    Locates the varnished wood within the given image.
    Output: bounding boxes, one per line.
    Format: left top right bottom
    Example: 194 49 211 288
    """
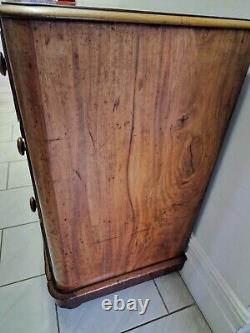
44 249 186 308
1 18 250 305
1 4 250 29
0 51 7 76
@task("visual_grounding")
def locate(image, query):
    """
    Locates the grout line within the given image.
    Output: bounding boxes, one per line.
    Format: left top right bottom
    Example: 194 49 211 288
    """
196 306 214 333
7 159 25 165
0 273 45 289
167 303 195 316
0 220 40 231
4 183 33 192
55 304 61 333
178 271 195 303
121 304 196 333
0 158 27 165
0 230 4 264
120 313 169 333
173 283 213 333
0 182 32 192
153 279 169 314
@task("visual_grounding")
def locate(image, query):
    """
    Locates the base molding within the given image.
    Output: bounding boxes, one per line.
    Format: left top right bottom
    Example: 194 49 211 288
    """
181 236 250 333
238 324 250 333
45 253 186 309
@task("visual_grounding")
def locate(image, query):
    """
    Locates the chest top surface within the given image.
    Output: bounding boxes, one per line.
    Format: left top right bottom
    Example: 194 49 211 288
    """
1 0 250 20
1 0 250 29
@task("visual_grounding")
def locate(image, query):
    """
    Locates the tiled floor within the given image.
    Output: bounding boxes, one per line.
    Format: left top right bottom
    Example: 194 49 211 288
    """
0 54 212 333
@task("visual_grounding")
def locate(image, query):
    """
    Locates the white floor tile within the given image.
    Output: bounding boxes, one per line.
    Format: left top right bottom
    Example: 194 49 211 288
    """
0 141 26 163
0 124 12 142
154 272 194 313
12 123 21 140
0 186 38 228
0 163 8 190
0 95 14 101
0 98 13 105
58 280 167 333
0 223 44 286
0 87 12 96
8 160 32 189
0 77 12 94
0 88 13 94
0 111 17 123
0 88 12 95
0 100 14 108
0 94 13 103
129 305 211 333
0 276 58 333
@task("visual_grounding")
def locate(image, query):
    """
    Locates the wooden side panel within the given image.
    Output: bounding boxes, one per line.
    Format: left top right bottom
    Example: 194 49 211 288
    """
2 19 250 291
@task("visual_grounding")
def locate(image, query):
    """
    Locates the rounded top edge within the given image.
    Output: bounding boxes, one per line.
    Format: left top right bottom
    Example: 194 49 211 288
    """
1 4 250 29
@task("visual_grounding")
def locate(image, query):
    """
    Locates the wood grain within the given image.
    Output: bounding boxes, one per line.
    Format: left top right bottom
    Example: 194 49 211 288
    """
44 249 186 308
2 18 250 291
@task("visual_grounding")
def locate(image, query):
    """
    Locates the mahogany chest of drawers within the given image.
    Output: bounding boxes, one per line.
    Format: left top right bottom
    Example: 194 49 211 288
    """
1 1 250 308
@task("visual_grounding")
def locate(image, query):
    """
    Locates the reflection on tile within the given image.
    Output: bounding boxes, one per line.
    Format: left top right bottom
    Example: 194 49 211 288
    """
0 124 12 142
0 186 38 228
154 273 194 313
0 276 58 333
0 163 8 190
0 223 44 286
129 305 211 333
58 280 167 333
0 141 26 163
8 160 32 189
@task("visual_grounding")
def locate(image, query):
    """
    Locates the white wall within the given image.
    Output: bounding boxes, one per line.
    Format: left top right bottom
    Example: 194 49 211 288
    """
77 0 250 20
194 71 250 307
181 71 250 333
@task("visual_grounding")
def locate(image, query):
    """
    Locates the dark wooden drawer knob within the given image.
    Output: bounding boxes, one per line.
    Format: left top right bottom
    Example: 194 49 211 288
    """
17 137 26 155
0 52 7 76
30 197 37 212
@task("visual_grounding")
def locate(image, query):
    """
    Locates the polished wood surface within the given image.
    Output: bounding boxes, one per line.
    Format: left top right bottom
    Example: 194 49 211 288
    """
45 250 186 308
2 19 250 294
1 4 250 29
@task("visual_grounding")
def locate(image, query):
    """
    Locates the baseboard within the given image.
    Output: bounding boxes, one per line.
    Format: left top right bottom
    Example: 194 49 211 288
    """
180 236 250 333
238 324 250 333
